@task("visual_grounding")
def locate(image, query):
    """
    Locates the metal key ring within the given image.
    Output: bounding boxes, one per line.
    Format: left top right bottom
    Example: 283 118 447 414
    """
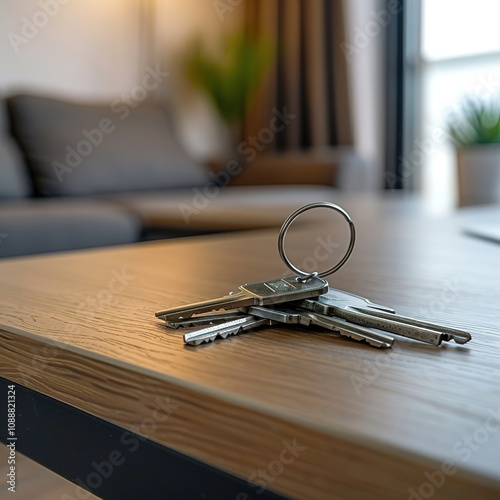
278 201 356 279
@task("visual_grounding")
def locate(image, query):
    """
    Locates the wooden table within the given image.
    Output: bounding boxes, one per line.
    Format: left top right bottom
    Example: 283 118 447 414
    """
1 193 500 499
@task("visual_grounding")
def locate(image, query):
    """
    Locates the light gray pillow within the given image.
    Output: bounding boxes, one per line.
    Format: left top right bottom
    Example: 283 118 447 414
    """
0 99 32 199
8 94 209 196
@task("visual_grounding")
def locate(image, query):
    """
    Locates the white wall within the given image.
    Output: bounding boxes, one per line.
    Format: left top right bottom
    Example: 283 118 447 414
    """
0 0 386 174
0 0 142 100
0 0 233 156
153 0 242 158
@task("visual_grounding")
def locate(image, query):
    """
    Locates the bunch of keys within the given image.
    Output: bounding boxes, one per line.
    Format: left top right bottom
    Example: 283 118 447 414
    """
155 202 472 349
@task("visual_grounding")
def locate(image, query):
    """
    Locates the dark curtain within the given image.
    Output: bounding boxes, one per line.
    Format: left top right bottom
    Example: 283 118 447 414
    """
384 0 406 189
242 0 353 151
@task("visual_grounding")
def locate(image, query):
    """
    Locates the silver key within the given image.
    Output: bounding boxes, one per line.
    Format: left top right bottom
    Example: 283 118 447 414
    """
163 311 246 329
295 288 472 346
183 315 276 345
155 276 328 321
248 306 393 349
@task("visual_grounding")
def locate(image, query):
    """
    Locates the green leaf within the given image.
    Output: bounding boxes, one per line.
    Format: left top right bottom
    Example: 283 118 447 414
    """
448 96 500 147
184 31 275 127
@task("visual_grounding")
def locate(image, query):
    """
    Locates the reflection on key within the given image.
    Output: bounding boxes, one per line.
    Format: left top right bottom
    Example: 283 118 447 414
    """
295 288 472 346
183 316 274 345
155 276 328 321
248 306 393 349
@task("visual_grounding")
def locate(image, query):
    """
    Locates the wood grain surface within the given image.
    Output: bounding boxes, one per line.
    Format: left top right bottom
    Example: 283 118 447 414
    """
1 193 500 499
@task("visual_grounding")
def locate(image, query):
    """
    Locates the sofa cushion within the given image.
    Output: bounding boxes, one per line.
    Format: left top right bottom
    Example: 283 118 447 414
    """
0 199 140 258
7 94 209 196
108 185 339 231
0 100 32 199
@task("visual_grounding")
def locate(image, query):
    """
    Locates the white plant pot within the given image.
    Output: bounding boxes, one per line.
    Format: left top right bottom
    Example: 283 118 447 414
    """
457 145 500 206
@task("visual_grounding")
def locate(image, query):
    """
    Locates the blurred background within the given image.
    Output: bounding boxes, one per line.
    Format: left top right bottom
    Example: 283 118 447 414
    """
1 0 500 259
3 2 500 497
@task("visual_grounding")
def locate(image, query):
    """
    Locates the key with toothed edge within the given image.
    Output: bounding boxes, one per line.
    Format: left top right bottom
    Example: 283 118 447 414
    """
293 288 472 346
248 306 394 349
155 276 329 322
183 315 277 346
163 311 246 329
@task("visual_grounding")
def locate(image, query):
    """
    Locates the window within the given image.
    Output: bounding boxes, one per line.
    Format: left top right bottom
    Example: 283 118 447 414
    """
408 0 500 212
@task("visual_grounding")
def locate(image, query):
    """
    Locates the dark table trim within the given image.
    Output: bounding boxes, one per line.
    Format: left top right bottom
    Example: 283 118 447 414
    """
0 377 288 500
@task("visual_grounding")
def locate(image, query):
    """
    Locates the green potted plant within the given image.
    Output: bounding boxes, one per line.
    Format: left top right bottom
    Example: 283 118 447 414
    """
184 30 274 146
448 97 500 206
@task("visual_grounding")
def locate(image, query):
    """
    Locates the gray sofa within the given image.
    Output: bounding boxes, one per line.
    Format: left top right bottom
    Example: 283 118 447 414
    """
1 93 348 259
0 94 211 258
